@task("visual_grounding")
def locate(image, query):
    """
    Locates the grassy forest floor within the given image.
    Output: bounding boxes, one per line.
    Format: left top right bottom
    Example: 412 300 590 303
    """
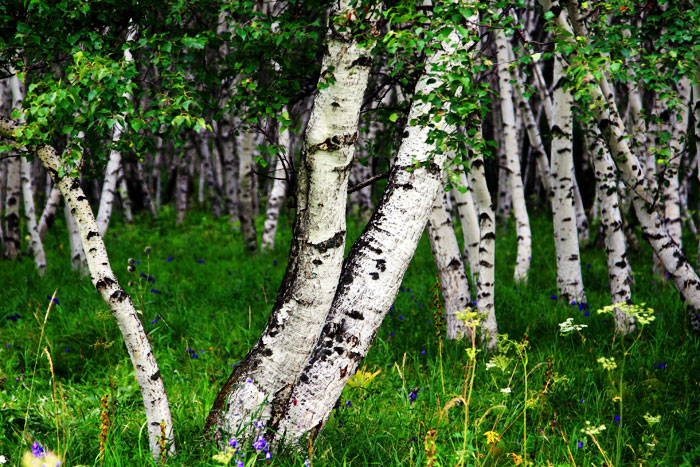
1 204 700 466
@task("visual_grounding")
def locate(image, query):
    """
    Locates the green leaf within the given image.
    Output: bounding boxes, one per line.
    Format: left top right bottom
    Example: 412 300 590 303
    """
389 113 398 123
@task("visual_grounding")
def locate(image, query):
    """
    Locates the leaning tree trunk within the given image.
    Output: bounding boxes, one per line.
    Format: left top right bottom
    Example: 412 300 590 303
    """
261 114 290 250
265 27 486 445
452 170 480 282
496 27 531 282
237 130 259 251
564 0 700 329
661 78 691 248
117 166 134 224
38 185 61 241
587 126 634 332
203 0 376 443
427 190 469 340
0 118 176 459
541 0 586 304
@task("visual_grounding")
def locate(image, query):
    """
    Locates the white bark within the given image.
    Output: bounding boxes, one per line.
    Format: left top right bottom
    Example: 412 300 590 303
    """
564 0 700 329
38 185 61 241
20 157 46 274
514 77 551 194
117 166 134 224
217 123 239 219
204 0 375 441
0 159 6 247
542 0 586 303
237 131 258 251
175 149 190 225
267 27 470 444
587 126 634 332
261 114 290 250
573 174 590 243
496 28 531 282
64 201 87 273
452 171 480 281
661 78 690 247
95 29 137 236
428 190 469 340
469 147 500 346
3 79 21 259
0 127 179 457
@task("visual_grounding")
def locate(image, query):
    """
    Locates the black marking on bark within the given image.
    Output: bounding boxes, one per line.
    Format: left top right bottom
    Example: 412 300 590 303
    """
263 348 273 357
87 231 99 240
109 289 128 302
150 370 161 381
347 310 364 320
311 230 345 253
447 258 461 269
313 259 323 265
370 272 379 280
351 55 372 68
95 276 116 290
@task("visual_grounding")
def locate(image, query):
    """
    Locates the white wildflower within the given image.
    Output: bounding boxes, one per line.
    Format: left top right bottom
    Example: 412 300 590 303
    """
580 420 606 435
558 317 588 335
597 356 617 371
500 387 511 394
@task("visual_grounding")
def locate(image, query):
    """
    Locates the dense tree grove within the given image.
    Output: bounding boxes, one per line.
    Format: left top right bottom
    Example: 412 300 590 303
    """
1 0 699 462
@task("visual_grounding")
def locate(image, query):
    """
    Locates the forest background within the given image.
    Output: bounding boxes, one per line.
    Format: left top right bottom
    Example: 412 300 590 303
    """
1 0 699 465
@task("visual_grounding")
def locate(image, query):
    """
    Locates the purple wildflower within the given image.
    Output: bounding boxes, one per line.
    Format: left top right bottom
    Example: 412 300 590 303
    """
150 288 161 294
577 441 584 448
196 259 206 264
167 256 172 262
252 435 267 451
32 441 45 458
408 388 418 403
46 296 59 305
550 295 557 300
228 438 238 448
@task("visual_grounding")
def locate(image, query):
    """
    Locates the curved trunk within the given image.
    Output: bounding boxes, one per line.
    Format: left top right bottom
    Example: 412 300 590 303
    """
31 139 174 458
204 0 375 442
564 0 700 329
428 190 469 340
266 28 468 444
64 202 87 273
496 28 531 282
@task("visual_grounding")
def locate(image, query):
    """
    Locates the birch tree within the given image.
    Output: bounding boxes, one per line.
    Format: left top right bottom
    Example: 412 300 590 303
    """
204 0 378 441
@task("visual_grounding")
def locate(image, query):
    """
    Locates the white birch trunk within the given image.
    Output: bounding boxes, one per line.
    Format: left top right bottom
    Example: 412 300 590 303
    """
662 78 690 247
452 171 480 281
261 115 290 250
469 147 500 346
237 131 258 251
136 160 158 216
0 127 178 457
218 124 239 219
587 126 634 332
38 185 61 241
541 0 586 303
117 166 134 224
95 29 137 235
496 28 531 282
564 1 700 329
64 201 87 273
3 153 20 260
428 190 469 340
0 158 5 247
267 27 471 444
573 174 590 243
175 150 190 225
514 77 552 194
20 157 47 274
204 0 376 441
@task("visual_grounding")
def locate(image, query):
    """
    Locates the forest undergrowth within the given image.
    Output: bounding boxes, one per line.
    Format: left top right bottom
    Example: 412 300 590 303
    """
1 205 699 466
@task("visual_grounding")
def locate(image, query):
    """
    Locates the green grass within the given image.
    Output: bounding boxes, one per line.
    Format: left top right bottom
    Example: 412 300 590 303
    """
1 205 700 466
